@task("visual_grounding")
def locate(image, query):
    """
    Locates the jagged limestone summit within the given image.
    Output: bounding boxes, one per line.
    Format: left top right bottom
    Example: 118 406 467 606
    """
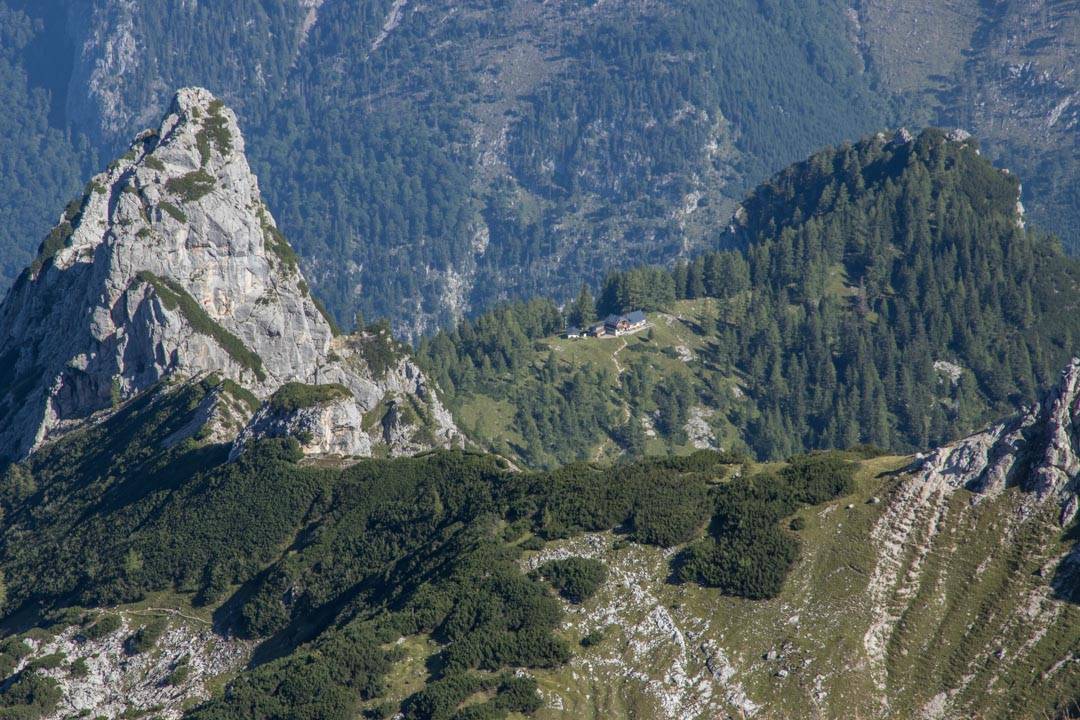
0 87 459 462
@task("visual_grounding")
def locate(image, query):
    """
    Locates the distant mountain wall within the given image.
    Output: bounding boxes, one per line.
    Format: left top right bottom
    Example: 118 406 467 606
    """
0 0 1074 337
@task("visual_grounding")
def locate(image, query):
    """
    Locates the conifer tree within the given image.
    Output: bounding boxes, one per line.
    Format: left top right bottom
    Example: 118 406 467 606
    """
568 283 596 327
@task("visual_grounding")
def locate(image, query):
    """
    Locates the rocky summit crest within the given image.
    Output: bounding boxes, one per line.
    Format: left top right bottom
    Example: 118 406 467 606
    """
0 87 458 461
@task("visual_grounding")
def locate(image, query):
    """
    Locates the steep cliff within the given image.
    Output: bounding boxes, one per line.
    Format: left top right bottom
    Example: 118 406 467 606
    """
0 87 458 461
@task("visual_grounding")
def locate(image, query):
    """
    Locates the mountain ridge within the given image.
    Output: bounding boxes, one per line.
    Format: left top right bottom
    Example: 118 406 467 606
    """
0 361 1078 718
0 1 1074 338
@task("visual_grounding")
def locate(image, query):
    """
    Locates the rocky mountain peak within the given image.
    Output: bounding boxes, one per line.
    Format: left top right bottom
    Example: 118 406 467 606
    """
0 87 458 461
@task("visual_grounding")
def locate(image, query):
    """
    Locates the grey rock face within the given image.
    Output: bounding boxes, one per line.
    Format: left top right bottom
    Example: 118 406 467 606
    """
912 358 1080 524
232 394 371 459
1028 361 1080 510
946 128 972 143
0 87 458 461
231 337 462 459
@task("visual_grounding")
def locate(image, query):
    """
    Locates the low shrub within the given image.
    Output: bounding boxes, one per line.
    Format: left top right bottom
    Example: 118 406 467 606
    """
83 614 122 640
158 201 187 223
125 618 167 655
580 628 606 647
538 557 606 604
166 169 215 202
676 452 855 598
268 382 351 414
163 658 190 686
0 670 61 717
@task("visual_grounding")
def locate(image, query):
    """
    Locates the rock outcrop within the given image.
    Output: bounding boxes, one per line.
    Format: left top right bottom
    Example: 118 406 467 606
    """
859 359 1080 716
911 358 1080 523
229 329 460 459
0 87 458 461
24 610 250 720
232 388 368 459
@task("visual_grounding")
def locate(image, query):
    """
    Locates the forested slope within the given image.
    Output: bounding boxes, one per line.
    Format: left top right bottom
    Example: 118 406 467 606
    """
849 0 1079 249
421 129 1080 464
0 6 88 284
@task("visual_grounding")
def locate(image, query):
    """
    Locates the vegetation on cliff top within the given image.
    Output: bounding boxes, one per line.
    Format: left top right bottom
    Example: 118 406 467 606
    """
268 382 352 414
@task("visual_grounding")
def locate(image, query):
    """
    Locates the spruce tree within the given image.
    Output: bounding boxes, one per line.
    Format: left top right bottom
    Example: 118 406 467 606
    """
569 283 596 327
